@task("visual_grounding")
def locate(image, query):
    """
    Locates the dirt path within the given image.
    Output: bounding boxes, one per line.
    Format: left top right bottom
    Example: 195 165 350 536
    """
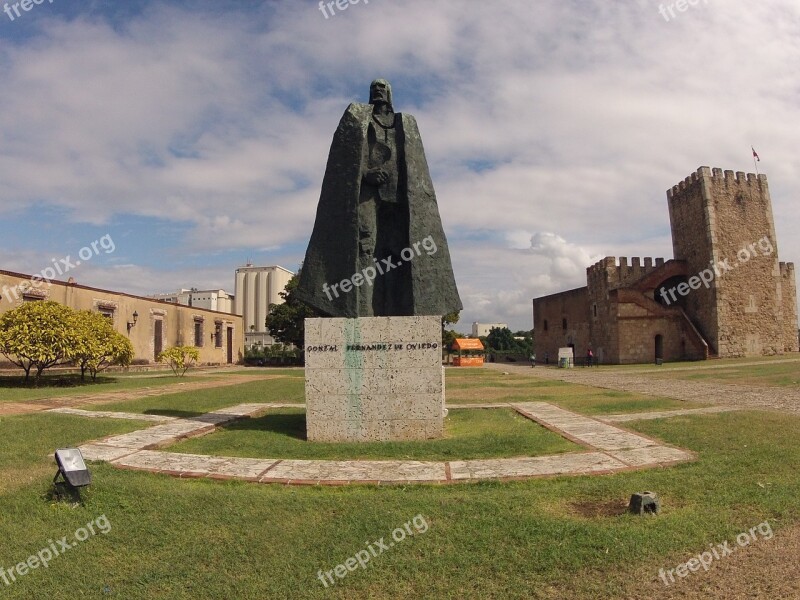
0 373 282 417
487 363 800 414
617 520 800 599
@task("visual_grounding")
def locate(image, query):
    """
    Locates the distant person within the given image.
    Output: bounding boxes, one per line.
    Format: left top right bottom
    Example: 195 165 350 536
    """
544 351 549 365
530 353 536 368
587 348 594 367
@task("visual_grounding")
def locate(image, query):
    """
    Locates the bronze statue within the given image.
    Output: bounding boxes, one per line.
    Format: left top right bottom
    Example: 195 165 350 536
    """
296 79 462 317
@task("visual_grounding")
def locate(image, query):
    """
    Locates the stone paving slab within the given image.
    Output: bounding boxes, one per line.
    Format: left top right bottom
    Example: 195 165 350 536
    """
511 402 658 451
84 403 272 451
447 403 513 409
71 400 697 485
600 406 740 422
79 443 143 461
114 450 277 480
573 432 655 451
98 421 216 449
261 459 447 483
48 407 177 422
608 446 695 467
205 403 277 415
449 452 626 480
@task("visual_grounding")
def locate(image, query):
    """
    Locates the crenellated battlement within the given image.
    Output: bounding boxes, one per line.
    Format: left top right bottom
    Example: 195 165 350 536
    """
667 166 768 200
587 256 666 290
536 164 796 362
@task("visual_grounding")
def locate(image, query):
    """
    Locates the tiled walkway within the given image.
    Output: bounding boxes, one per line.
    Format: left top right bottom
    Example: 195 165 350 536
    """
51 400 698 485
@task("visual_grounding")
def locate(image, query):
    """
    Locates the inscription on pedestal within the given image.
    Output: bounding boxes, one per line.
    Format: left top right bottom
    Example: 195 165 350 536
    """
304 316 444 442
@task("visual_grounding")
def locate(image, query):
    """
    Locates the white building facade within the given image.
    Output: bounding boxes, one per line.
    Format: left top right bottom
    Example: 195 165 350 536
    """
471 322 509 338
150 288 234 314
233 264 294 348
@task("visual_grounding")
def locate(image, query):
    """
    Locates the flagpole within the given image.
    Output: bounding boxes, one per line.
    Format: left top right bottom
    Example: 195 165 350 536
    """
751 146 760 176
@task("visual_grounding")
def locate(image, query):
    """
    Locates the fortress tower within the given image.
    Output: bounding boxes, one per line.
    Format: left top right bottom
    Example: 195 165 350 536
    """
667 167 798 356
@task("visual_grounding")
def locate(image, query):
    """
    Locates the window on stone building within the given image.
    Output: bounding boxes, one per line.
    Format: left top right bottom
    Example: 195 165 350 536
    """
214 322 223 348
543 319 548 332
562 318 567 330
593 304 597 318
194 319 204 347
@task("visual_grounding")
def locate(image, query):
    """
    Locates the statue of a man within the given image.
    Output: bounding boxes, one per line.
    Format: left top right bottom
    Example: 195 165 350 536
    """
296 79 462 318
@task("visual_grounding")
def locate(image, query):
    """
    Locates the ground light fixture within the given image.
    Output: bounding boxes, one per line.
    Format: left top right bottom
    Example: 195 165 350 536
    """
53 448 92 489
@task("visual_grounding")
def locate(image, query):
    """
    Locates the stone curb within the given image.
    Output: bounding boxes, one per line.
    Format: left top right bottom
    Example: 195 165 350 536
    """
70 401 697 486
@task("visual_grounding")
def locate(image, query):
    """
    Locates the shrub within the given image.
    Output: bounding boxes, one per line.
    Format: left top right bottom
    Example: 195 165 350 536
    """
0 301 78 383
157 346 200 376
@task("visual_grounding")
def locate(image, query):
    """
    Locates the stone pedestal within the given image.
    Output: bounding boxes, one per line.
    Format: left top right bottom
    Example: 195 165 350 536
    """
304 316 444 442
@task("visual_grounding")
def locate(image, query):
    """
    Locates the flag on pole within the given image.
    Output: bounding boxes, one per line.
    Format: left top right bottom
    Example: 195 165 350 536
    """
752 147 760 161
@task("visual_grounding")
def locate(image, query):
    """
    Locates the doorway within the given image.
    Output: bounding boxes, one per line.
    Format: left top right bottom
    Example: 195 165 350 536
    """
655 334 664 363
153 319 163 361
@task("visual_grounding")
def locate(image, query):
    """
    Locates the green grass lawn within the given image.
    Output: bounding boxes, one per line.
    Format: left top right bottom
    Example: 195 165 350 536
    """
219 368 305 376
1 365 799 598
169 407 580 460
0 413 154 495
0 373 210 403
0 368 300 404
444 368 704 414
90 377 304 417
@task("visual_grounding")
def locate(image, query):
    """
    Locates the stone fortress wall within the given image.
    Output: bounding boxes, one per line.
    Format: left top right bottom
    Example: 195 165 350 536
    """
533 167 798 364
668 167 798 357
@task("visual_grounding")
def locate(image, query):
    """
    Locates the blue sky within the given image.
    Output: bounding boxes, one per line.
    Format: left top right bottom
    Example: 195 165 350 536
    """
1 0 799 331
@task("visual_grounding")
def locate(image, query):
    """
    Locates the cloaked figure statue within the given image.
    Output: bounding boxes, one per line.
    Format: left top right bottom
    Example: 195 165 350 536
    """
296 79 462 318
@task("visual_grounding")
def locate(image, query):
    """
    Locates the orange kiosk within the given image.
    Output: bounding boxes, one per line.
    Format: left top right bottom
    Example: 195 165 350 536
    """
451 338 485 367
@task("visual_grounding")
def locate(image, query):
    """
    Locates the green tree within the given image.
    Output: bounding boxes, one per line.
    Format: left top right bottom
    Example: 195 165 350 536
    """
486 326 517 351
157 345 200 377
442 311 460 328
72 311 134 381
513 329 534 355
266 272 319 348
0 300 78 383
442 329 459 352
441 310 460 347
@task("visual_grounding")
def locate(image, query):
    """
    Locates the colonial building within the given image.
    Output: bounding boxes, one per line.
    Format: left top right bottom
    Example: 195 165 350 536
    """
0 270 244 365
533 167 798 364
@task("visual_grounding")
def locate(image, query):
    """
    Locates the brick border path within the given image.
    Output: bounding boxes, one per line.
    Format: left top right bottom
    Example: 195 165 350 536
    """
52 401 696 485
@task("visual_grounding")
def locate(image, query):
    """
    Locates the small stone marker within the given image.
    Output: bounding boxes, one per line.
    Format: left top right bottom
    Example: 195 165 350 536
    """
629 491 660 515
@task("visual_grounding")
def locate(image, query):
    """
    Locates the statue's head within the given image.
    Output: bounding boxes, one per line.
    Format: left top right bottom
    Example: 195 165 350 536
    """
369 79 393 110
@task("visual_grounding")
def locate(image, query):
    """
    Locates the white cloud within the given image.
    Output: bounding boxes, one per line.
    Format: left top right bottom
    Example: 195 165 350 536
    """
1 0 799 331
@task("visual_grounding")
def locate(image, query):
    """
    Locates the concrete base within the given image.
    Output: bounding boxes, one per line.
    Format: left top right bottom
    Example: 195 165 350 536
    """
304 316 444 442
